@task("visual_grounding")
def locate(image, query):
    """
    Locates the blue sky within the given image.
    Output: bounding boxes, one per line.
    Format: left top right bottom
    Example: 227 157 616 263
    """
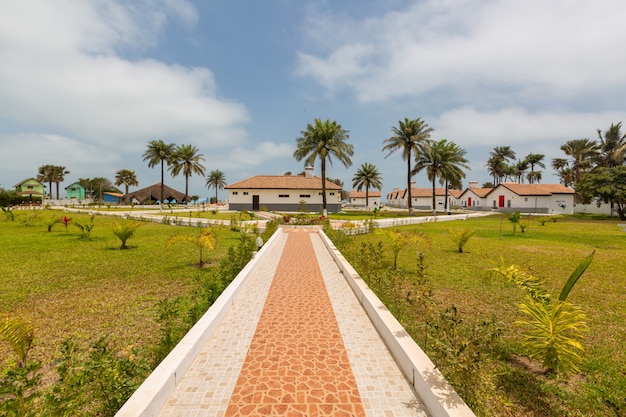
2 0 626 200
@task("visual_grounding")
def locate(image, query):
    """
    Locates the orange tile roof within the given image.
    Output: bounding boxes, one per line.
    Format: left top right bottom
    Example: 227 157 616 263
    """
225 175 342 190
464 187 493 198
495 183 574 196
409 187 448 197
349 190 381 198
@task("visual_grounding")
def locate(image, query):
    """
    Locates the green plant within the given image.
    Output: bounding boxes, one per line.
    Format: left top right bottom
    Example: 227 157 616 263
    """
489 251 594 374
448 228 476 253
1 206 14 222
45 217 61 232
110 221 142 249
166 227 217 266
377 229 429 268
73 215 96 239
0 316 41 417
508 211 521 235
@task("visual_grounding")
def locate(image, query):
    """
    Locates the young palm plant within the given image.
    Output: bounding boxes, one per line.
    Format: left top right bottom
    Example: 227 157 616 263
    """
489 251 594 375
448 228 476 253
166 227 217 266
110 221 142 249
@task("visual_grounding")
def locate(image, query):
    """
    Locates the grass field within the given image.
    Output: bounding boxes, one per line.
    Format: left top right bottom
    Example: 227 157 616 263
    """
0 210 248 375
340 213 626 416
1 209 625 416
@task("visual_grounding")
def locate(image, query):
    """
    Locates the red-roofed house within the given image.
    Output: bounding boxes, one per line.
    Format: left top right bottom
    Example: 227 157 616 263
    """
225 167 343 212
349 190 381 209
486 183 575 214
458 181 493 209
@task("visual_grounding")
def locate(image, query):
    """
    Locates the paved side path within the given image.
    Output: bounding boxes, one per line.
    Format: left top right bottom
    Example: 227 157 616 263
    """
158 228 427 416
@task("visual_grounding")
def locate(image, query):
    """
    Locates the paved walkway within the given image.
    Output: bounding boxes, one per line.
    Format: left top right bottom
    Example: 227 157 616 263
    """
157 228 428 417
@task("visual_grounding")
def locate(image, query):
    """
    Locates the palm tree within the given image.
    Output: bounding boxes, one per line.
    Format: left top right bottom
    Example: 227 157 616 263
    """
50 165 70 200
555 138 599 185
169 144 206 203
413 139 469 215
206 169 227 204
382 118 433 215
352 162 383 209
294 118 354 215
486 146 516 185
143 140 175 203
114 169 139 201
36 164 55 199
596 122 626 167
512 159 529 183
524 153 546 184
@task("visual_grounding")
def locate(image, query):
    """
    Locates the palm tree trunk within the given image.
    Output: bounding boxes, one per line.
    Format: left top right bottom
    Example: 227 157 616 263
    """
406 153 413 215
321 158 327 216
365 184 369 209
431 176 436 217
185 174 189 203
160 160 165 203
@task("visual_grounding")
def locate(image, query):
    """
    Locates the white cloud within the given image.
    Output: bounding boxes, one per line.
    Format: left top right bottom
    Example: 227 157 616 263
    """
0 0 253 190
296 0 626 105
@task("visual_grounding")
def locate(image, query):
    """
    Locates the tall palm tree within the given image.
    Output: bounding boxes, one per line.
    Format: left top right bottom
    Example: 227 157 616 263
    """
50 165 70 200
413 139 469 215
205 169 227 204
513 159 529 183
596 122 626 167
486 146 516 185
143 140 175 203
555 138 599 185
382 117 433 215
352 162 383 209
114 169 139 201
169 144 206 203
525 153 546 184
294 118 354 215
36 164 55 199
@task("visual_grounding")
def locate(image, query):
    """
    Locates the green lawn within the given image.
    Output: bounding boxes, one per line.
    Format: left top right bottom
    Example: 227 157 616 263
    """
2 210 625 416
339 214 626 416
0 210 247 369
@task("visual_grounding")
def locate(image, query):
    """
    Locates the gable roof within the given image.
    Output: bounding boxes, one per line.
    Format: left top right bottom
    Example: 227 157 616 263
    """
409 187 449 197
492 183 574 196
349 190 381 198
14 178 43 188
126 183 188 203
462 187 493 198
225 175 342 190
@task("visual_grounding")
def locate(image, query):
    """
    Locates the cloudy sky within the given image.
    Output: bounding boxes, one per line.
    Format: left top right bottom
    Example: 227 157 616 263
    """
2 0 626 200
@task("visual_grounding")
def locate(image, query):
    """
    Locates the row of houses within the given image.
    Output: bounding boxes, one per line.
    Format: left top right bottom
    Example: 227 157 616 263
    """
386 181 575 214
12 172 575 215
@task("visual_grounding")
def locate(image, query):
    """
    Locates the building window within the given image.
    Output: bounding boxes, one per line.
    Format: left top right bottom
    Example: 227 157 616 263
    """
330 192 335 195
524 197 528 202
243 192 249 195
232 191 238 195
299 194 311 198
278 194 289 198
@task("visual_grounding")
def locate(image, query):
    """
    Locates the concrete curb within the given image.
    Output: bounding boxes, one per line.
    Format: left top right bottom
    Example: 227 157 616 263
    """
317 229 476 417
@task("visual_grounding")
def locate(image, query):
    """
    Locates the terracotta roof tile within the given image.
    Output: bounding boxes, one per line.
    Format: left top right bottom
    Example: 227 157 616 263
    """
495 183 574 196
349 190 381 198
225 175 342 190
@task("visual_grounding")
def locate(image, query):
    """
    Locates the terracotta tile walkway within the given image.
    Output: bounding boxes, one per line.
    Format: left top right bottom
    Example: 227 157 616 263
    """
158 228 427 417
225 229 366 416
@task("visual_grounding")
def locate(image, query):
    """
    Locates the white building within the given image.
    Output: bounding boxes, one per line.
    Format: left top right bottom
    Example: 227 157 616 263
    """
349 190 381 209
225 167 342 213
485 183 575 214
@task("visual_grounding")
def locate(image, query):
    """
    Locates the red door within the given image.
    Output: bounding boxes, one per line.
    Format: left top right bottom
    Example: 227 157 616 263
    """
498 195 505 208
467 197 472 207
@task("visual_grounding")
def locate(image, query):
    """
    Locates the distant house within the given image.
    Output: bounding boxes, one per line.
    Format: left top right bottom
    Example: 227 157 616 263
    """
458 181 492 210
14 178 45 204
65 182 86 200
486 183 575 214
126 183 188 205
103 192 124 204
349 190 381 209
225 167 342 212
386 183 462 211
